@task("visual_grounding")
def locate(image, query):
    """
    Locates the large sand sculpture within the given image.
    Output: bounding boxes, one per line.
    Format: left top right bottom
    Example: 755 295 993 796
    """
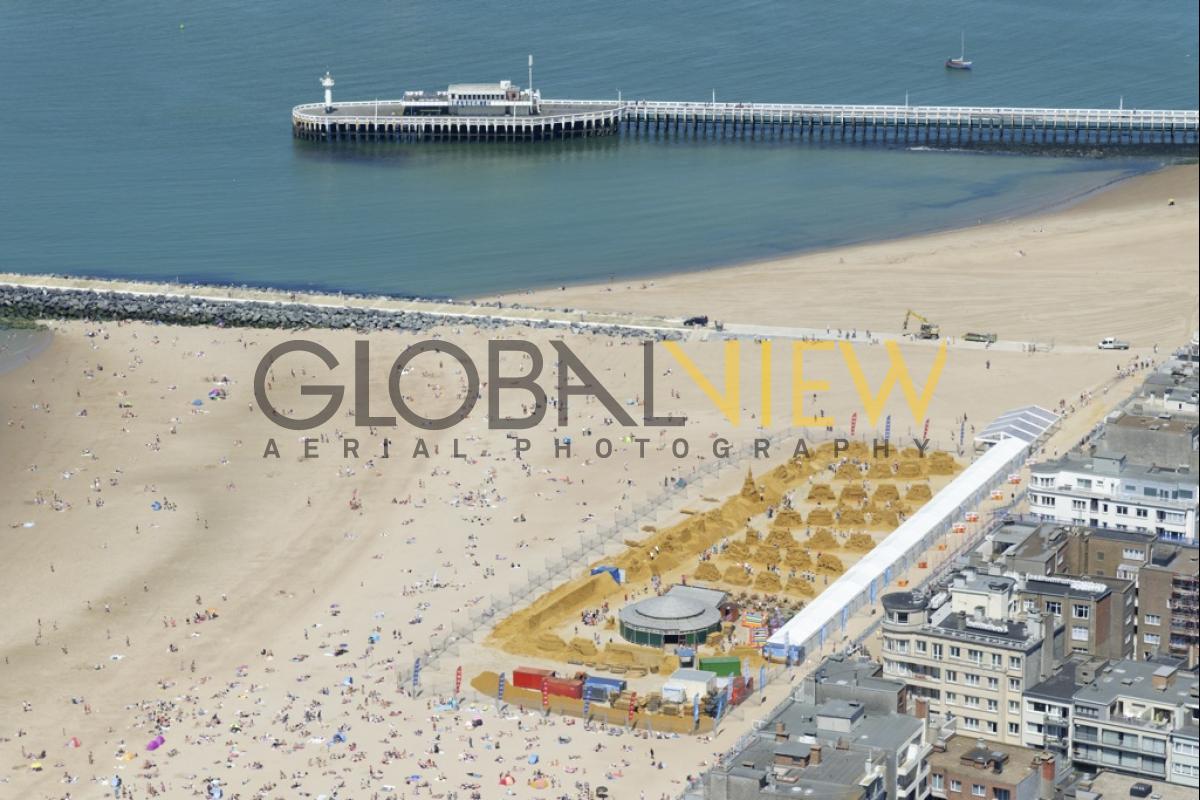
488 442 960 667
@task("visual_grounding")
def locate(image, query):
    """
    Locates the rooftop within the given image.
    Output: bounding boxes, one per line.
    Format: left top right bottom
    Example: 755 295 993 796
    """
1031 452 1196 486
933 610 1037 649
618 585 724 632
1080 770 1198 800
769 699 923 754
1025 660 1082 703
1074 660 1199 711
930 734 1042 782
722 737 871 799
1109 411 1197 436
1022 575 1110 601
974 405 1060 447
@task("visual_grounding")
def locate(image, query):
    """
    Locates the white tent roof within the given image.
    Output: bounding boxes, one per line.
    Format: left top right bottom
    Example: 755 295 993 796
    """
767 436 1028 651
974 405 1059 446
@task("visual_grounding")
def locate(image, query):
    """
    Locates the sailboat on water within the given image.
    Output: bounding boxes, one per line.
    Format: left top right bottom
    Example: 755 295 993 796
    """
945 32 972 70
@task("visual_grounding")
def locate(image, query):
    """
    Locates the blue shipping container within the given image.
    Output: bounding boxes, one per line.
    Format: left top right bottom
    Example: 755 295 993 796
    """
584 676 627 692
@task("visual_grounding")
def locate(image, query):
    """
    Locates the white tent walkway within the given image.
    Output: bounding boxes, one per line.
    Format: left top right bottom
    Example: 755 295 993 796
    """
765 436 1029 662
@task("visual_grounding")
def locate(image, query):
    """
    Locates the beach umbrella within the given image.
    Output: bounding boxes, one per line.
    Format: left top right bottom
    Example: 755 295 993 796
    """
528 753 539 765
30 761 43 771
192 399 203 406
66 736 81 748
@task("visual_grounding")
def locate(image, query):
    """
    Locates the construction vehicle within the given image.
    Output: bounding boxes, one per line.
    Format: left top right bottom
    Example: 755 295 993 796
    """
964 332 998 344
903 309 941 340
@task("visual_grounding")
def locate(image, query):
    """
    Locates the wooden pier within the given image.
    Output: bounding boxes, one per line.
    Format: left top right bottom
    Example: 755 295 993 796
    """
293 98 1199 149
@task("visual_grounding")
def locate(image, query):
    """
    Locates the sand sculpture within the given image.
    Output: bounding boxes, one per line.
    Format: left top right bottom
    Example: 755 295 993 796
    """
489 447 960 663
808 508 834 526
816 553 845 576
906 482 933 501
772 508 804 528
844 533 876 552
806 528 838 549
807 484 835 502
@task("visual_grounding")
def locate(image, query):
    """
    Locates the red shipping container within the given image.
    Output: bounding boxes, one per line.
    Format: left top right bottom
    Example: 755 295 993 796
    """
513 667 555 691
545 677 584 699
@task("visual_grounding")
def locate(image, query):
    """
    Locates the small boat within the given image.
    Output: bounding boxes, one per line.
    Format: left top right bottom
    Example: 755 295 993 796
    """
946 32 972 70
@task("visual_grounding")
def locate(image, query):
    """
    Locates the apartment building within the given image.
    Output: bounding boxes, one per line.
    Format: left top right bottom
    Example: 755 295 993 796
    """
974 521 1199 667
1017 575 1134 661
707 655 931 800
1070 661 1200 788
1028 452 1197 542
880 569 1063 748
928 735 1057 800
1063 526 1200 667
1020 657 1114 781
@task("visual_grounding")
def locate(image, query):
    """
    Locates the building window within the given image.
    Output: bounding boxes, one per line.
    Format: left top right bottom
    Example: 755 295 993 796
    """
1121 547 1143 559
1175 740 1200 757
1145 614 1161 626
987 699 998 712
1173 763 1200 779
986 721 998 734
987 677 999 690
972 784 986 797
1073 604 1090 619
1009 678 1021 691
995 790 1010 800
916 640 927 653
951 779 962 792
947 670 958 683
1144 633 1161 646
963 718 979 730
1009 656 1021 670
950 646 961 658
1009 700 1019 713
1008 722 1020 735
965 674 980 687
1046 601 1061 616
1136 508 1148 518
932 643 943 660
965 695 979 708
991 653 1002 668
932 774 944 791
1072 626 1089 641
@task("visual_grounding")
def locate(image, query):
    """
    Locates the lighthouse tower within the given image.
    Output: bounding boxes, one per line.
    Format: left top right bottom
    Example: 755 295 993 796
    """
320 71 335 112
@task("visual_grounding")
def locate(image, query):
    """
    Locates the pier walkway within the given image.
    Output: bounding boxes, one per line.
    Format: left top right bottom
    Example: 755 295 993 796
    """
294 97 1199 147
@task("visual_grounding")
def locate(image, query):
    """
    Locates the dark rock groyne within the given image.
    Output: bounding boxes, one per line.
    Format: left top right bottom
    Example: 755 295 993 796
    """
0 283 673 339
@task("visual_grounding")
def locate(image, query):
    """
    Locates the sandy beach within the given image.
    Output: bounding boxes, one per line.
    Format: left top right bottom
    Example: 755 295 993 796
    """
491 164 1199 348
1 163 1195 800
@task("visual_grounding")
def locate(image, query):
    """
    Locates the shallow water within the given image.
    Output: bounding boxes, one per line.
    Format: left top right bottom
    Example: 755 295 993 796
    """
1 0 1195 297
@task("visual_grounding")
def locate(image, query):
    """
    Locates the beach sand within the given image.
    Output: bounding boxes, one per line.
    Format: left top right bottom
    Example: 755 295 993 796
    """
491 164 1199 348
0 164 1194 799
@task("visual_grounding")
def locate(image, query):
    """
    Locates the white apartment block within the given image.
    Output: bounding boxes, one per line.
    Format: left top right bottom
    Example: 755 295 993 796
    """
880 569 1062 749
1028 453 1197 543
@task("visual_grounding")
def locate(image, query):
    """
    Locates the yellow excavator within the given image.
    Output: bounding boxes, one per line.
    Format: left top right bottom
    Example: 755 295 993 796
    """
903 309 941 340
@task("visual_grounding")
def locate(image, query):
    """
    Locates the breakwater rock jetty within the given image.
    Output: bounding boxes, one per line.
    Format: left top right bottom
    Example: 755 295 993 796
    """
0 280 675 339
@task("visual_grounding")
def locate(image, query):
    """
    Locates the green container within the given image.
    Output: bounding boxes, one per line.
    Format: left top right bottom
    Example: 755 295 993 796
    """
698 656 742 677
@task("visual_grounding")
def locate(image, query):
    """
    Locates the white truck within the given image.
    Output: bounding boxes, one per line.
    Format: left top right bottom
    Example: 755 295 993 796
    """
1098 336 1130 350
